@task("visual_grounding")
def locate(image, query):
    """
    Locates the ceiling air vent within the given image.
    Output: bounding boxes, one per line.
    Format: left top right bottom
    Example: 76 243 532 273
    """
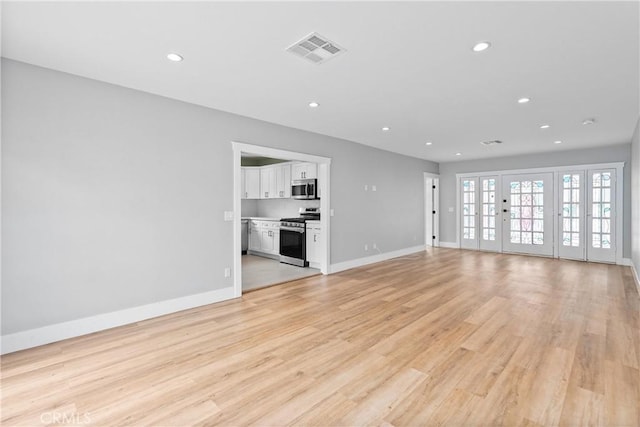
480 140 503 146
286 32 346 65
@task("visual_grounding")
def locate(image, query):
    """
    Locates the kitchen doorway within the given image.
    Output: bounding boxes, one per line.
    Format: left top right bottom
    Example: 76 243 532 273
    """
231 142 332 297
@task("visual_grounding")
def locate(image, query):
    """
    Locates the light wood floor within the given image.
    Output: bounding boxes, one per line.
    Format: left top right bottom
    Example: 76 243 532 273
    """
2 248 639 426
242 254 320 291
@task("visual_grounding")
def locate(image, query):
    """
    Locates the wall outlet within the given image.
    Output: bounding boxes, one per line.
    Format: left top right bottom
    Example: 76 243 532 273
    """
330 209 335 216
364 244 368 251
364 184 368 191
373 243 377 250
224 211 233 221
372 185 377 192
224 267 231 278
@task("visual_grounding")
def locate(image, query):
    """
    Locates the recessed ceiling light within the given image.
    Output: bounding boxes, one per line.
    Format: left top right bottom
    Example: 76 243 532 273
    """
425 142 433 146
472 41 491 52
455 152 462 156
582 118 596 125
554 140 563 144
517 97 531 104
382 127 390 131
540 124 550 129
167 53 183 62
308 102 319 108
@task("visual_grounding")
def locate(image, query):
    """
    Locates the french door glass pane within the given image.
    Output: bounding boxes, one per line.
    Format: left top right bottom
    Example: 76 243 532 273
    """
591 172 612 249
509 179 544 245
482 178 496 241
462 179 476 240
561 174 580 247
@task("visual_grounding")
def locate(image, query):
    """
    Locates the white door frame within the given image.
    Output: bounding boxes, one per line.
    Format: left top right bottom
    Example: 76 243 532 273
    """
456 161 624 264
232 142 332 298
424 172 440 247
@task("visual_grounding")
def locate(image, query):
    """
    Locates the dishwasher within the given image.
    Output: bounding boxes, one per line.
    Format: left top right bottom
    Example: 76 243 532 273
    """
241 219 248 255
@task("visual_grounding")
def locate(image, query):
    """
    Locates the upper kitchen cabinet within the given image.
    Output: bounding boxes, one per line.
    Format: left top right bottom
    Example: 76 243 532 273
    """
242 163 292 199
291 162 317 180
275 163 291 198
260 167 277 199
242 167 261 199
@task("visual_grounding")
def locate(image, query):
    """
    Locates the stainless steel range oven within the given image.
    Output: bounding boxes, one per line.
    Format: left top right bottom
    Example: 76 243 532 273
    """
279 218 307 267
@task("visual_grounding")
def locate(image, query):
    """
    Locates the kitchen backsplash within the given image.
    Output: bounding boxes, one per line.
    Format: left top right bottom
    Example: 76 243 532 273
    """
241 199 259 217
242 198 320 218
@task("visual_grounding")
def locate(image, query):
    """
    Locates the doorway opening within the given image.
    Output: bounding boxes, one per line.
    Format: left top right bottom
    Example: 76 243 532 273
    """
232 142 331 297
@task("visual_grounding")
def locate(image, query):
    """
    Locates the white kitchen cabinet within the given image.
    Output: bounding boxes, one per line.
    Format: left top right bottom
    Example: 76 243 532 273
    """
275 164 291 198
248 219 280 258
243 164 292 199
243 168 261 199
306 221 321 268
249 224 261 251
292 162 317 180
260 168 277 199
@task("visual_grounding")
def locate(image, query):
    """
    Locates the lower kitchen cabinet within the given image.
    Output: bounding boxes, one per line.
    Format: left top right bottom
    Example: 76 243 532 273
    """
248 220 280 259
306 222 321 268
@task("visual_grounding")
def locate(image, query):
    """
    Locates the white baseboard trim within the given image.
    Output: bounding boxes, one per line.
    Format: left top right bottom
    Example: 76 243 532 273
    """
1 286 236 355
438 241 459 249
621 258 632 266
329 245 425 274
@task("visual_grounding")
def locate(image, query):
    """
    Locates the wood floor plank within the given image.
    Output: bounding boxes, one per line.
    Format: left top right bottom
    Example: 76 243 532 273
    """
1 248 638 426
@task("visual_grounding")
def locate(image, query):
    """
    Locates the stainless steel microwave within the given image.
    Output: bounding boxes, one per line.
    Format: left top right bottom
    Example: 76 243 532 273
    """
291 179 318 200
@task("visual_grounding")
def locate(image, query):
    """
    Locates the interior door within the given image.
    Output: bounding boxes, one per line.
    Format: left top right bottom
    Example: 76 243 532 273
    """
587 169 616 263
558 171 586 260
479 176 501 252
502 173 554 256
460 177 479 249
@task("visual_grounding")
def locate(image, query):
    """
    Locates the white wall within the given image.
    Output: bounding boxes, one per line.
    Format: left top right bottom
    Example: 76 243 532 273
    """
438 144 633 258
631 117 640 282
1 59 438 335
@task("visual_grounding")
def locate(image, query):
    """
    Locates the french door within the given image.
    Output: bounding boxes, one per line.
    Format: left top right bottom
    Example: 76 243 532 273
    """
558 171 586 260
459 166 620 263
460 176 501 251
587 169 616 263
502 173 554 256
556 169 617 262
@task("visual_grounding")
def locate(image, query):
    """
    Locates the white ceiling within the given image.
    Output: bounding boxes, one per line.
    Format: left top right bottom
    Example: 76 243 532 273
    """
3 1 639 162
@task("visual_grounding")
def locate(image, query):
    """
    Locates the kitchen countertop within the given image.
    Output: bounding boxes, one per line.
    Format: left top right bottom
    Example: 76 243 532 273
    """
242 217 281 221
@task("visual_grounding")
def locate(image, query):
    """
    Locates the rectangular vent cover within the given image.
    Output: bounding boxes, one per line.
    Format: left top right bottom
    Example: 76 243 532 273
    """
286 32 346 65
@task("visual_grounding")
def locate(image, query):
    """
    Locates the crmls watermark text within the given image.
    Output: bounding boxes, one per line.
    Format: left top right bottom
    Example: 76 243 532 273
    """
40 411 91 425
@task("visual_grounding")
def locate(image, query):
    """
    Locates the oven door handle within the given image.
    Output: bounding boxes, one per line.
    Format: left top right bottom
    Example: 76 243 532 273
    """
280 226 305 233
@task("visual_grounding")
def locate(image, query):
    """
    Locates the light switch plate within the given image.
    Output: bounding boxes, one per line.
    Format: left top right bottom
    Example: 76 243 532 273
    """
448 207 454 213
330 209 335 216
224 211 233 221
